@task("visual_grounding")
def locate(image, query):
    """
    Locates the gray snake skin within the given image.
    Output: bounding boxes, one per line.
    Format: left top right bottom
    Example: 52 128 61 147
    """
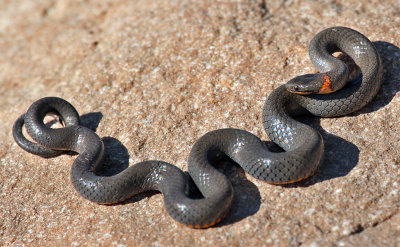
13 27 382 228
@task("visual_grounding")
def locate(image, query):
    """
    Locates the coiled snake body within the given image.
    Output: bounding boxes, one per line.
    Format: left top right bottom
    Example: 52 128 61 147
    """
13 27 382 228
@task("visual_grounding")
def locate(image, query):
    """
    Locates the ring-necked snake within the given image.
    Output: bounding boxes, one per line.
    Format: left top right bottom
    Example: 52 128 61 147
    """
13 27 382 228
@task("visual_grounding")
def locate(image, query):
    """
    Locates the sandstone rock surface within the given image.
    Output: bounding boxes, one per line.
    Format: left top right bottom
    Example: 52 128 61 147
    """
0 0 399 246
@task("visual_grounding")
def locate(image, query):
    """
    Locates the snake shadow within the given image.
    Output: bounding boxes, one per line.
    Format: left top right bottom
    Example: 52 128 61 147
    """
205 160 261 227
352 41 400 116
80 112 103 132
80 112 131 175
277 116 360 188
182 158 261 227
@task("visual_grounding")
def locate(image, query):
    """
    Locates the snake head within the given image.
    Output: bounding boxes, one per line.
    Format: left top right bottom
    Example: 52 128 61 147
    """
285 73 330 94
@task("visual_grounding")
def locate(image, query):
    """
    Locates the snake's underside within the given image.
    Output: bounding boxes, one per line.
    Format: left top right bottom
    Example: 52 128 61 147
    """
13 27 382 228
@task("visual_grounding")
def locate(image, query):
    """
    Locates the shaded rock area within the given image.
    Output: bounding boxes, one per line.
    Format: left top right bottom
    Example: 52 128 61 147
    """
0 0 399 246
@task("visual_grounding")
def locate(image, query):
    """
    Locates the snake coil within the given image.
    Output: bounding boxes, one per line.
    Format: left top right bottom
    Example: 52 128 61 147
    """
13 27 382 228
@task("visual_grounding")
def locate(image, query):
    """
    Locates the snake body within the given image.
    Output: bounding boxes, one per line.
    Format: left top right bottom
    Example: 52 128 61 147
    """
13 27 382 228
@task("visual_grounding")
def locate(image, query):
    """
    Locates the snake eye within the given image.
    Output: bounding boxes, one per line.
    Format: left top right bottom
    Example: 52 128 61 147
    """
293 86 299 91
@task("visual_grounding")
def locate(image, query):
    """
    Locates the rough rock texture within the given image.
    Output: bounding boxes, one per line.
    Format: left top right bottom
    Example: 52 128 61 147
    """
0 0 399 246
